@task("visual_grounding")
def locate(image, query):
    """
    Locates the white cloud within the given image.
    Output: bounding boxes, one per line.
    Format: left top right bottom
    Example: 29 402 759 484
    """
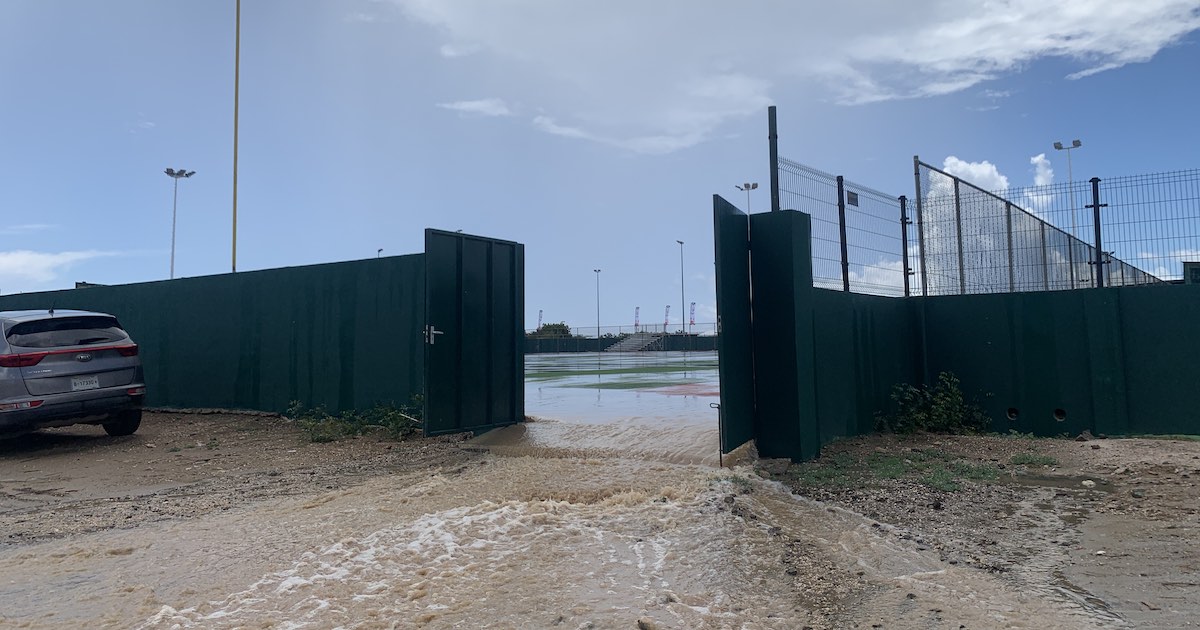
0 250 115 290
437 98 513 117
942 156 1010 192
439 43 479 58
0 224 56 236
389 0 1200 152
344 12 378 23
1030 154 1054 186
1021 153 1056 212
1137 248 1200 280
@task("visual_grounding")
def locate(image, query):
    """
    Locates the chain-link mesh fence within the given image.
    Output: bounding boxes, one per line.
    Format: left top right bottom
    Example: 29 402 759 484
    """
778 158 907 296
914 160 1162 295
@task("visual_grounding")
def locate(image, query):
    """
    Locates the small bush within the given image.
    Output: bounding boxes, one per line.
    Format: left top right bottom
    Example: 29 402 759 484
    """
285 398 423 443
875 372 991 435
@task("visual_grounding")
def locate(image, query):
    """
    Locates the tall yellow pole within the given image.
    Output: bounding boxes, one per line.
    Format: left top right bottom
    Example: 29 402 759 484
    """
232 0 241 272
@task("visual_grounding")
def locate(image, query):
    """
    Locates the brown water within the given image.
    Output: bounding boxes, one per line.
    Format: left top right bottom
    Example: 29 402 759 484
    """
0 354 1127 628
1 453 1125 629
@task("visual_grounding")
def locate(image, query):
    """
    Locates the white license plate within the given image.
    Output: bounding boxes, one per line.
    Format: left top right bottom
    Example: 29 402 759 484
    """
71 375 101 391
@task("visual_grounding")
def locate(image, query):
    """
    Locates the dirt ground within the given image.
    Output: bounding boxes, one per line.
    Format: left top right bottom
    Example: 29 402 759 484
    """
0 412 477 545
771 432 1200 629
1 413 1198 628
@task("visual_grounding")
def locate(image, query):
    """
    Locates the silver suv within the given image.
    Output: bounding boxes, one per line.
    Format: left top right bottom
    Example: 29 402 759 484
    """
0 310 146 437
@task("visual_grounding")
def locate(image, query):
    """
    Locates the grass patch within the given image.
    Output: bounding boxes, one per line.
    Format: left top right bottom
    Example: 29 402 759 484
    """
784 447 999 493
922 468 961 492
1010 452 1058 466
286 399 423 443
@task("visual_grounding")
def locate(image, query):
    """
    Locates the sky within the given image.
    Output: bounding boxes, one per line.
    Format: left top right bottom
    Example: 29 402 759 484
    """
2 0 1199 332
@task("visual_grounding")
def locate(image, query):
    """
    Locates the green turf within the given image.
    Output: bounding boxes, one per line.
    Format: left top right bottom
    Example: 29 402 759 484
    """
527 362 718 380
562 380 699 390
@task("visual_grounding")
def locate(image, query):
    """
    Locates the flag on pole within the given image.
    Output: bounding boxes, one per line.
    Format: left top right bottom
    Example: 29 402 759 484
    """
634 306 640 328
664 305 670 327
689 302 696 326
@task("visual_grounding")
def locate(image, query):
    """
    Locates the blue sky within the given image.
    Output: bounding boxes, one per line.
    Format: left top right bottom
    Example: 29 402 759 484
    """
2 0 1198 331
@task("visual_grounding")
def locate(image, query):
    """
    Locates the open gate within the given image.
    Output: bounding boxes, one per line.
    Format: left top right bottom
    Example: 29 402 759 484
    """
713 196 756 453
423 229 525 435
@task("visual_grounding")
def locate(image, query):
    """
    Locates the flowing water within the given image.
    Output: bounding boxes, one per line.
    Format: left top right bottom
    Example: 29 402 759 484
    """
0 351 1124 628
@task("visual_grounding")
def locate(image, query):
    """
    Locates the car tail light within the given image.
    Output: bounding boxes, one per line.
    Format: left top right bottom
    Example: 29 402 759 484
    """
127 387 146 396
0 400 43 412
0 353 48 368
116 345 139 357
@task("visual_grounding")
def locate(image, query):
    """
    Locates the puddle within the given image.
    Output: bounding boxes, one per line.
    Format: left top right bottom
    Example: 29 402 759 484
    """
1008 474 1114 493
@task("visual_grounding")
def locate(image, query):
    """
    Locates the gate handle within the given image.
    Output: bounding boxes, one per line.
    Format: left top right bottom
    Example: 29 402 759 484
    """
425 325 445 344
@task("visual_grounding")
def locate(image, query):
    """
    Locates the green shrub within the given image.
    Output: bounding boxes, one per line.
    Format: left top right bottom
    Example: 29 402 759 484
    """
285 398 423 443
875 372 991 435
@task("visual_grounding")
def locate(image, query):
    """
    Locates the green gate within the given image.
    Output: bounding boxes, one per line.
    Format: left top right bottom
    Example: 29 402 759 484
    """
423 229 525 435
713 196 756 453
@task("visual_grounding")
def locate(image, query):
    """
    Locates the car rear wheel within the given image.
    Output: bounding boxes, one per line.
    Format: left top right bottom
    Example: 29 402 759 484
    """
103 409 142 436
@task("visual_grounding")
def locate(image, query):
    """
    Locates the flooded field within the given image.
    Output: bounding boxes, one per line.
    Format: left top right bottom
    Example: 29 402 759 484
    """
1 353 1196 628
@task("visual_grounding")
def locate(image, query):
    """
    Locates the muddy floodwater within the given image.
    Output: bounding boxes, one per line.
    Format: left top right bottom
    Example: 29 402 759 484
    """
1 351 1196 628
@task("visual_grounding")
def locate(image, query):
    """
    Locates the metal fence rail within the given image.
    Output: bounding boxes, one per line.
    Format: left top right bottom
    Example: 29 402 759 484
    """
779 157 907 296
1004 169 1200 283
772 154 1192 297
914 159 1162 296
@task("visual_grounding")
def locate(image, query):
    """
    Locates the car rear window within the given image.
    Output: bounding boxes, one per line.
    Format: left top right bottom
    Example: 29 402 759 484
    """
5 316 129 348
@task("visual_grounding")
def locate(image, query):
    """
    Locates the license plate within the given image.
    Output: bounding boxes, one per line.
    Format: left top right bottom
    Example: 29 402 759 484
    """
71 375 100 391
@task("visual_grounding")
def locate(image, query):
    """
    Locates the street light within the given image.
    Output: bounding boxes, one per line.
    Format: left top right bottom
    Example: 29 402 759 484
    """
164 168 196 280
593 269 601 351
676 240 685 340
1053 139 1083 282
735 182 758 212
232 0 242 273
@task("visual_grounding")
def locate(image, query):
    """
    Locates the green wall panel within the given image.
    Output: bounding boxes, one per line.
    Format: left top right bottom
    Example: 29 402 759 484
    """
721 208 1200 462
1119 284 1200 434
0 256 425 414
749 210 819 461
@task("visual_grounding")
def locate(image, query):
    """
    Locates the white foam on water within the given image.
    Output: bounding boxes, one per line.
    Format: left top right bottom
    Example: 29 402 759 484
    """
138 474 815 629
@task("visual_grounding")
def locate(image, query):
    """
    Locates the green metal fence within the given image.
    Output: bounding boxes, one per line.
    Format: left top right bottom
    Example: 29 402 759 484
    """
716 201 1200 461
0 256 425 414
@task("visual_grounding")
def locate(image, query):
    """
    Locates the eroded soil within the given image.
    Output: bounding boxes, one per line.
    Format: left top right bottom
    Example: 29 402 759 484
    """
1 414 1197 628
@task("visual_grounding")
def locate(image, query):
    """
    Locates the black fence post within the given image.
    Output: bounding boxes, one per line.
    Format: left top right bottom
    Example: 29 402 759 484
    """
768 106 780 212
900 195 911 297
1005 201 1015 292
1040 222 1050 290
1089 177 1107 289
953 178 965 294
836 175 850 291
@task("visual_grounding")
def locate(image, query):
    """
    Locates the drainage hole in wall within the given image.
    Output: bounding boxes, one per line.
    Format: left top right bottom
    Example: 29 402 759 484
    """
1007 408 1020 420
1053 408 1067 421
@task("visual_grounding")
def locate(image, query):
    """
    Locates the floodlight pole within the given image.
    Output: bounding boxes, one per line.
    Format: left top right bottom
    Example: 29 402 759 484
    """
232 0 241 273
1054 139 1083 282
594 269 601 351
677 240 685 342
736 182 758 213
164 168 196 280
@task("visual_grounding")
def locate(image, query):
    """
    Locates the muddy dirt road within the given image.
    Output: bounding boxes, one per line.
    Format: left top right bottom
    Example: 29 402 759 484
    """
1 413 1197 628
